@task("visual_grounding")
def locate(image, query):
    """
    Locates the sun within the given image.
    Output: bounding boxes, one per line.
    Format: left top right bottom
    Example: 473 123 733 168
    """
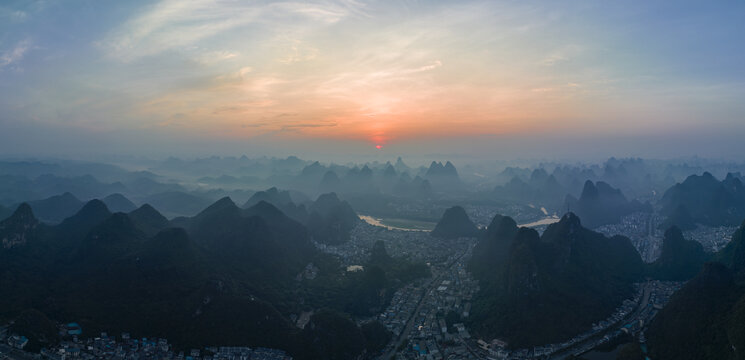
375 145 382 150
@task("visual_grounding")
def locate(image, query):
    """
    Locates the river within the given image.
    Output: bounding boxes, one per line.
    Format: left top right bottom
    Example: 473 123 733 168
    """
360 214 561 231
519 216 561 227
358 215 433 232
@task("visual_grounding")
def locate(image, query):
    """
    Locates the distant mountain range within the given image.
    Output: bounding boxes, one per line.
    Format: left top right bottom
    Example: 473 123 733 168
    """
242 187 310 223
490 157 684 212
0 174 127 204
27 192 84 223
565 180 652 229
101 193 137 213
19 192 146 224
492 169 566 210
239 188 359 246
425 161 462 191
139 191 212 218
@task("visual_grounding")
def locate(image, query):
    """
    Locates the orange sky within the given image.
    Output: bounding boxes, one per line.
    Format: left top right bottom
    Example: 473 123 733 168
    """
1 1 744 157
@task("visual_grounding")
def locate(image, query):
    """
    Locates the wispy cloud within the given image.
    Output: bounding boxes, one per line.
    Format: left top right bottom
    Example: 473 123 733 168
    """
99 0 365 62
277 39 319 64
540 45 582 66
194 50 239 65
0 7 29 23
0 40 31 69
281 121 337 130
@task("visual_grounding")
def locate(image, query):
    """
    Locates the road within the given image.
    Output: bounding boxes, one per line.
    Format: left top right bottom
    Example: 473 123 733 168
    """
549 281 654 359
0 344 37 360
379 245 472 360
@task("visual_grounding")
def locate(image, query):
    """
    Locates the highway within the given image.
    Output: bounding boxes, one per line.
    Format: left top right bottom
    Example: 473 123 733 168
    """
549 281 653 360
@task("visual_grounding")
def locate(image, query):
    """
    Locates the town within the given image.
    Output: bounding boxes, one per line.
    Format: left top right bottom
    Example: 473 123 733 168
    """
0 323 291 360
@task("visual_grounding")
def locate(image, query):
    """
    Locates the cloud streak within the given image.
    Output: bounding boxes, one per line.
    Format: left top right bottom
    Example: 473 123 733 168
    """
99 0 366 61
0 40 31 69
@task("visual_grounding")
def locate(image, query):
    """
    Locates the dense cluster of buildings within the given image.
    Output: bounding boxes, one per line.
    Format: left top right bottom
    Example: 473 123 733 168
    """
0 325 291 360
597 211 738 262
363 241 482 360
377 284 426 339
395 256 481 360
596 212 664 263
317 221 473 267
684 225 737 252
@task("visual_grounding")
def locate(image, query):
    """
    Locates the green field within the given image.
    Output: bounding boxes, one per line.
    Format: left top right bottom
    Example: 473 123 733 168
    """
377 217 436 231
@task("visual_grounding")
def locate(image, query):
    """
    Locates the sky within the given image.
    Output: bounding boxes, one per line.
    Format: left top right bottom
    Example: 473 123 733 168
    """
1 0 744 160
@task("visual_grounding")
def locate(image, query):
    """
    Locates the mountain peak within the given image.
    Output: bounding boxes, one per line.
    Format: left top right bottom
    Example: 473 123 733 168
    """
199 197 238 215
717 221 745 272
484 214 518 240
0 203 40 249
55 199 113 238
27 192 85 223
307 193 358 245
394 157 408 171
383 163 396 177
128 204 169 236
580 180 598 200
530 168 549 182
315 192 340 203
60 192 79 200
243 187 293 209
569 180 645 228
431 206 478 239
131 203 160 216
322 170 339 181
725 172 740 181
76 199 111 219
653 225 706 280
244 200 286 220
560 212 582 227
102 193 137 213
10 203 36 222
